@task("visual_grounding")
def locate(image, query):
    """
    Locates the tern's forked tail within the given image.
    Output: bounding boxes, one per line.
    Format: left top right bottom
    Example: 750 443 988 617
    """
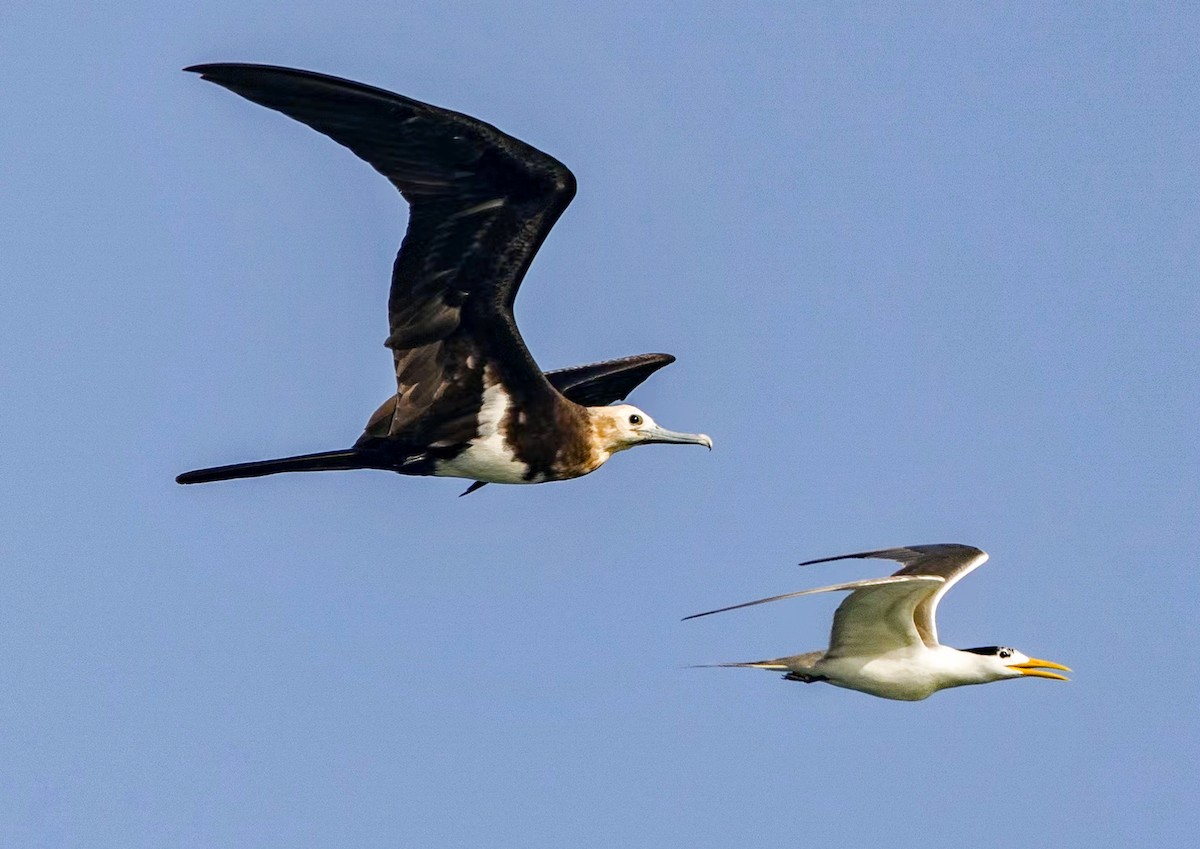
690 660 793 670
688 651 825 674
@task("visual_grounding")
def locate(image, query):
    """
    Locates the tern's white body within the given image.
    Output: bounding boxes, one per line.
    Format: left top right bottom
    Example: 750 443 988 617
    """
805 645 1018 701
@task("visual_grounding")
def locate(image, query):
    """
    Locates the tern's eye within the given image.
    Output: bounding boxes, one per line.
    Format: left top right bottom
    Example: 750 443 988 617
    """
628 414 642 425
998 649 1011 659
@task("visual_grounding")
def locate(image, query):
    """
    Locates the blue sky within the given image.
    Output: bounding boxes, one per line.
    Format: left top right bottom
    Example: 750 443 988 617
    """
2 2 1198 847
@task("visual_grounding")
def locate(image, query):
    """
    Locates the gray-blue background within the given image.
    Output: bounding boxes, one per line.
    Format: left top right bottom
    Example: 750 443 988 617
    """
3 3 1197 846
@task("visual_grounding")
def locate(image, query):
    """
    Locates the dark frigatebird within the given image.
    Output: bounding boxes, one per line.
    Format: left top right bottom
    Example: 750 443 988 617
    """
176 64 711 491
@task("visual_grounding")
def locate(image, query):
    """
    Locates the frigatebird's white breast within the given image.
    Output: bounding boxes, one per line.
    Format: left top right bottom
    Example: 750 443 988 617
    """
686 545 1070 701
175 64 710 489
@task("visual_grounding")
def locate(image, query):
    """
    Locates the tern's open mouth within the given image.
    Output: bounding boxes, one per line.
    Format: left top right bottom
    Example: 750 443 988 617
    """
1009 658 1071 681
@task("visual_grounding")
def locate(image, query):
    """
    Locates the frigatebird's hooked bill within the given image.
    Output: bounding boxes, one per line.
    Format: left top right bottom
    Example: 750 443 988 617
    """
685 545 1070 701
176 64 710 489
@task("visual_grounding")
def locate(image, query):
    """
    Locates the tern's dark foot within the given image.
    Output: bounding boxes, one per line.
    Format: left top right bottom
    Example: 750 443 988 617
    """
784 672 827 684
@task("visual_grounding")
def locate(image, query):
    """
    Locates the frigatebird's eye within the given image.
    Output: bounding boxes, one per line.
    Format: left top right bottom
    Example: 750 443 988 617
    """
628 414 643 425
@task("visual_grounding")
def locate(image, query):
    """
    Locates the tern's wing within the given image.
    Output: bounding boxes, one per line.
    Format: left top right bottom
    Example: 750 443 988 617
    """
800 544 988 646
683 575 941 621
823 577 945 660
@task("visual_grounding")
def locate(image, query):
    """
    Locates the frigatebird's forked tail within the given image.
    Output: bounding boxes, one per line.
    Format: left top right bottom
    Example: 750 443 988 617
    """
175 449 387 485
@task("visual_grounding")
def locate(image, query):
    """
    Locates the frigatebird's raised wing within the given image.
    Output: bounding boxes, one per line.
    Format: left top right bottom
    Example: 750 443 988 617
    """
799 545 989 647
185 63 577 437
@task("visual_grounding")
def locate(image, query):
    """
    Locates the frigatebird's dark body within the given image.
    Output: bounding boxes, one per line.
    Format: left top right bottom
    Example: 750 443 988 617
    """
176 64 709 489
